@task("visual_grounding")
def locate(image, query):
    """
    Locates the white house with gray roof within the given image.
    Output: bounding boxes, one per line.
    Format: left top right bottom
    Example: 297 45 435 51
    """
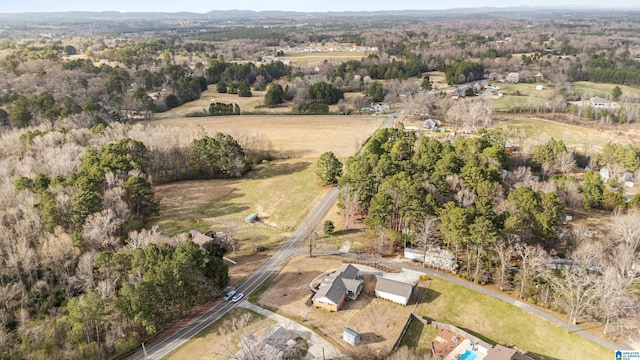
312 264 363 311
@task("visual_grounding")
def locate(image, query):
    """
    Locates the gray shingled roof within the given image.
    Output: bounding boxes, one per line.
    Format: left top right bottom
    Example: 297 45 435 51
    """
312 264 362 305
375 276 413 297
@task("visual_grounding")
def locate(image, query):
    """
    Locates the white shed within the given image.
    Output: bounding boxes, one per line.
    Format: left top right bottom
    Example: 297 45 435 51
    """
342 328 361 346
374 276 414 306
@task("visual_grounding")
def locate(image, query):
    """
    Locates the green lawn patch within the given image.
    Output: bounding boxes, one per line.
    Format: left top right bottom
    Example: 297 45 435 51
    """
415 278 611 360
494 118 615 150
151 158 324 236
397 317 439 356
572 81 640 98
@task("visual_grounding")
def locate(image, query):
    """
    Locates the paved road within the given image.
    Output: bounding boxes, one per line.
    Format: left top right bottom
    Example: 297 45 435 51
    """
315 250 631 352
130 189 338 360
128 110 397 359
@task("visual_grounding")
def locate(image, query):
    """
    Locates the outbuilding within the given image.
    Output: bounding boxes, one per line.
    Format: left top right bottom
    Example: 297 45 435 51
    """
374 276 414 306
342 328 361 346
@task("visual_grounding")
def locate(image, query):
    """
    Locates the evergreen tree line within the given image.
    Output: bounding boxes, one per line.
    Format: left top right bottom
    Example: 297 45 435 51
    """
569 54 640 87
332 57 428 81
208 101 241 116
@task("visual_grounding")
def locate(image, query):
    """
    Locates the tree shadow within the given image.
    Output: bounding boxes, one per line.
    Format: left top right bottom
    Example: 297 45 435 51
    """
334 228 364 236
525 351 561 360
458 327 496 346
421 288 441 304
250 161 311 179
359 332 386 345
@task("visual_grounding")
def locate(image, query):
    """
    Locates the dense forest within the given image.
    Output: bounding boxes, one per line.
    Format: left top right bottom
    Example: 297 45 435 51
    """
339 128 640 329
0 123 251 359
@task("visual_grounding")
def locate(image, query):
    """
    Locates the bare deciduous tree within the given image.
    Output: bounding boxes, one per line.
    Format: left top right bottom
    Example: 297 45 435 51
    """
515 243 547 299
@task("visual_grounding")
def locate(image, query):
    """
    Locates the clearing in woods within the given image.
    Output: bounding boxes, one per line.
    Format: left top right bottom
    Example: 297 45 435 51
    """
145 115 383 158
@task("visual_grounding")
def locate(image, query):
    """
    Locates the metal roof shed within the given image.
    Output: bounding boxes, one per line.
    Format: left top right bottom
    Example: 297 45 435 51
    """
342 328 361 346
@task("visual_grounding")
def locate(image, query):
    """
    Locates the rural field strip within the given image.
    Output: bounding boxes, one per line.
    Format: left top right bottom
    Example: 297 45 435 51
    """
314 250 631 352
129 110 398 359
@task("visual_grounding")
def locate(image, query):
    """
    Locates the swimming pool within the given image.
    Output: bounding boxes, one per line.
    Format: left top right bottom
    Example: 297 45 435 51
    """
458 349 478 360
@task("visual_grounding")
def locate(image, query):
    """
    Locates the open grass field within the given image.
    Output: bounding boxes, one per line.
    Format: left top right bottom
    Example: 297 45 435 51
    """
151 159 328 236
164 307 275 360
572 81 640 98
145 115 383 159
156 86 293 116
282 51 367 66
414 278 611 360
493 117 622 152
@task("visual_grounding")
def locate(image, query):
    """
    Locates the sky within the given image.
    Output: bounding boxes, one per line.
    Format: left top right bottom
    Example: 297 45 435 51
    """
0 0 637 13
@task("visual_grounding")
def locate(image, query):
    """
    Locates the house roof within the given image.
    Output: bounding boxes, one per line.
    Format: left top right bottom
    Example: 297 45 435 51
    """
485 344 530 360
590 96 611 104
313 279 347 305
188 230 213 247
343 328 360 337
312 264 362 305
375 276 413 297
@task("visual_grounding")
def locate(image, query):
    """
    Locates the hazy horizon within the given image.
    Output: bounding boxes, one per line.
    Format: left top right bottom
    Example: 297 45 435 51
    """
1 0 639 13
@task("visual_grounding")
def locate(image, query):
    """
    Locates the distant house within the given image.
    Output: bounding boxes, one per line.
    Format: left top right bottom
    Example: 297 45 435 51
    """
245 213 258 223
312 264 363 312
423 119 442 131
451 89 465 99
342 328 361 346
547 257 573 270
599 168 610 180
485 345 531 360
590 96 612 109
504 140 514 152
535 85 544 91
622 171 634 183
188 230 214 247
534 72 544 82
374 276 413 306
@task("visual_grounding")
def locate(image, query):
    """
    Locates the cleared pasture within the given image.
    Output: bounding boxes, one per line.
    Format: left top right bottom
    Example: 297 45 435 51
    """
145 115 383 158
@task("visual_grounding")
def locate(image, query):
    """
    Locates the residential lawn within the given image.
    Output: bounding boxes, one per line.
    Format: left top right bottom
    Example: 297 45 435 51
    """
164 307 274 360
492 94 547 111
414 278 611 360
396 317 439 356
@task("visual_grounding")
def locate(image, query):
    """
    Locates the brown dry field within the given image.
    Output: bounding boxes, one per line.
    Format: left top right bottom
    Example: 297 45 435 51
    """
257 254 418 359
145 115 384 158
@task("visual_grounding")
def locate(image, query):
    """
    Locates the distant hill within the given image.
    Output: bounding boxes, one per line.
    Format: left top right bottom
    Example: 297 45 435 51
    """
0 6 639 23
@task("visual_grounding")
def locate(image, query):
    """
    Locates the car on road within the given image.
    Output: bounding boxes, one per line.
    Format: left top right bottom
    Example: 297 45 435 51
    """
223 289 236 301
231 293 244 303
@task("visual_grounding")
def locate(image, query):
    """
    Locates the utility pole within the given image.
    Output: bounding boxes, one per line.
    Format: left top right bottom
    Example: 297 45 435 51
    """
142 343 149 360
